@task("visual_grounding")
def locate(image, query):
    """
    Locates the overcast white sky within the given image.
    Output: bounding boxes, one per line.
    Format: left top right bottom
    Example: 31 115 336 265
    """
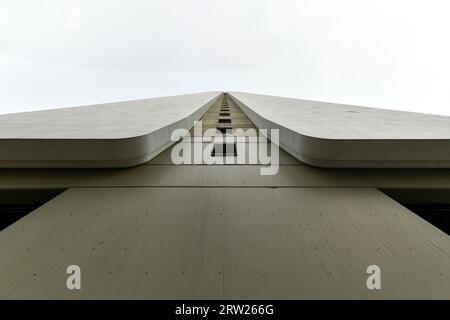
1 0 450 115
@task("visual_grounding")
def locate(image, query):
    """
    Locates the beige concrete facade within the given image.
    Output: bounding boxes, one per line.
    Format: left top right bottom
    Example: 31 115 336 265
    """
0 93 449 299
0 92 221 168
229 92 450 168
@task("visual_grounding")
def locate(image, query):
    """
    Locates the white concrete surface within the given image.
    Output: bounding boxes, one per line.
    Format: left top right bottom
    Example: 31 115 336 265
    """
229 92 450 168
0 92 222 167
3 90 450 168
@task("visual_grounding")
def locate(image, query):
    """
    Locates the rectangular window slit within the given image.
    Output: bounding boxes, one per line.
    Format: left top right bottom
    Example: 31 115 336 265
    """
211 143 237 157
218 119 232 124
216 127 232 134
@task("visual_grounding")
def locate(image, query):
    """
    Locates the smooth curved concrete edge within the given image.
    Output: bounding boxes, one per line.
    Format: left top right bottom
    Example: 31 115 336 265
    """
0 93 222 168
229 93 450 168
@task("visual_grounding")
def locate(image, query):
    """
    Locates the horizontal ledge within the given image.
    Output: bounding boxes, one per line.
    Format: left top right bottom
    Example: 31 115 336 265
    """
228 92 450 168
0 92 222 168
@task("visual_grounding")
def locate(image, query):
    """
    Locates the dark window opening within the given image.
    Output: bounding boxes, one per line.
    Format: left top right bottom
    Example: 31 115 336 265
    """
381 188 450 235
401 204 450 235
220 113 230 117
0 189 65 231
211 143 237 157
218 118 232 124
216 127 232 134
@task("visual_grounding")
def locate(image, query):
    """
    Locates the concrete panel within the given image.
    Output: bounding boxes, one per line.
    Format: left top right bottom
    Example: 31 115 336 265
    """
229 92 450 168
0 187 448 299
0 165 368 189
146 142 303 165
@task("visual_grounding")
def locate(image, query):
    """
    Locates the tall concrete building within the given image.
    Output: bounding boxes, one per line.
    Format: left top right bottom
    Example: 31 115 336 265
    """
0 92 449 299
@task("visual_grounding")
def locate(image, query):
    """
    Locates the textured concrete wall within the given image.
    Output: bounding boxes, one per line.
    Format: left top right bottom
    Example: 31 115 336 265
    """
229 91 450 168
0 92 222 168
0 93 449 299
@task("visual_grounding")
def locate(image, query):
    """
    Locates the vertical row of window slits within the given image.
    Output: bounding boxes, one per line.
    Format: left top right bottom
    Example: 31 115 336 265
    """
213 97 236 156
